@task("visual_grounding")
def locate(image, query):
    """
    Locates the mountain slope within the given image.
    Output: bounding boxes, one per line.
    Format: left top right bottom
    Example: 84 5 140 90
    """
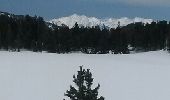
49 14 153 28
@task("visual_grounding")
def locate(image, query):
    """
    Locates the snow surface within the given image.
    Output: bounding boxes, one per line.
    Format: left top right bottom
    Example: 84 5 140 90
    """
49 14 153 28
0 51 170 100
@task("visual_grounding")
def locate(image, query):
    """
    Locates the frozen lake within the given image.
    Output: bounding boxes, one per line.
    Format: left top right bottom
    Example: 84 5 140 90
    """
0 51 170 100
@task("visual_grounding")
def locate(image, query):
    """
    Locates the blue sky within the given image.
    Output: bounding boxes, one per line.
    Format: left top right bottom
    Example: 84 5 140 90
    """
1 0 170 20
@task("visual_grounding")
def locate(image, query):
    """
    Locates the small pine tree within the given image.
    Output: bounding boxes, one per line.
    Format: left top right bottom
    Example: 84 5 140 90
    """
64 66 104 100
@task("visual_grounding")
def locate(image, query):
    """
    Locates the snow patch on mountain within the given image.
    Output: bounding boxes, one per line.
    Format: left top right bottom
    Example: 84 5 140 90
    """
49 14 153 28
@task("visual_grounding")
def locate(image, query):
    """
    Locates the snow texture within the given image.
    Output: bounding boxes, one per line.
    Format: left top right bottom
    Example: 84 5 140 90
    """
0 51 170 100
49 14 153 28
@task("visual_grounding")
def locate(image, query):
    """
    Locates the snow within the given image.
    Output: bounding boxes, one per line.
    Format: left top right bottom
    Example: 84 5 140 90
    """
0 51 170 100
0 12 5 15
49 14 153 28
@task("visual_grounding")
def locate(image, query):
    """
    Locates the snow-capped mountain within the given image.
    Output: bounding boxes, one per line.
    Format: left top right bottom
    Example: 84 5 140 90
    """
49 14 153 29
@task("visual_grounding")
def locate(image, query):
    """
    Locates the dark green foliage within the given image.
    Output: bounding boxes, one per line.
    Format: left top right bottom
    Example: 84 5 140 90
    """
64 66 104 100
0 11 170 54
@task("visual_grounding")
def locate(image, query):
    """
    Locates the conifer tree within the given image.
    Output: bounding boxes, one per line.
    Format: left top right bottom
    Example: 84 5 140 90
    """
64 66 104 100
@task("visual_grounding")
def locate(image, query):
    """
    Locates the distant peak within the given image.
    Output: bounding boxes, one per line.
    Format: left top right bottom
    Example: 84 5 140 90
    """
49 14 153 29
71 14 80 17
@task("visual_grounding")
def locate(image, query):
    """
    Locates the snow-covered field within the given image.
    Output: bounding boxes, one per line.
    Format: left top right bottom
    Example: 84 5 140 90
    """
0 51 170 100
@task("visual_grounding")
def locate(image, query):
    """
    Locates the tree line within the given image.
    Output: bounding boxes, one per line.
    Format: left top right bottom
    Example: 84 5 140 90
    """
0 11 170 54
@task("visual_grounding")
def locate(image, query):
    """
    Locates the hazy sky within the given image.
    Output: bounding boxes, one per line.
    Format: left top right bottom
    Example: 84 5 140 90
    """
1 0 170 20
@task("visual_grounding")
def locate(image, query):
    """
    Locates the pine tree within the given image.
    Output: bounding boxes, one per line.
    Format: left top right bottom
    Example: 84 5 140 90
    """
64 66 104 100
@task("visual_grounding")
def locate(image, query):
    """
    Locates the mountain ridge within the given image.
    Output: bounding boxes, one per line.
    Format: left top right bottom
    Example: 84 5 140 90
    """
49 14 153 28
